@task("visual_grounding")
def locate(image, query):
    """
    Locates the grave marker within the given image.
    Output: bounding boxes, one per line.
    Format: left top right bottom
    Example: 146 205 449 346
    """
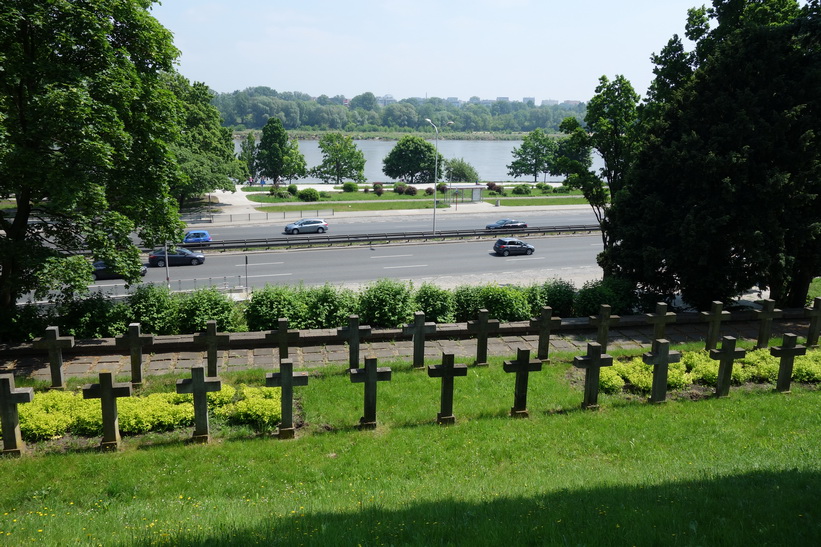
502 348 543 418
467 309 500 366
0 374 34 456
115 323 153 385
530 306 561 361
646 303 677 340
700 301 730 351
266 359 309 439
402 311 436 368
349 357 391 429
710 336 746 398
754 299 782 349
265 318 301 360
642 339 681 404
589 305 620 353
82 372 132 451
770 333 807 393
32 326 74 390
337 315 371 370
427 353 468 424
806 297 821 347
192 320 230 377
573 343 614 410
176 366 222 443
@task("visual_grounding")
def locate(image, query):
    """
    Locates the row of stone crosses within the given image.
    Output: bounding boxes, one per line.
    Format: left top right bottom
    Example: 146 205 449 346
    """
2 299 820 456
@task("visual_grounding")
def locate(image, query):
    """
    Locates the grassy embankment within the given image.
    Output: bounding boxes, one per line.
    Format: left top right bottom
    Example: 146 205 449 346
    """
1 342 819 545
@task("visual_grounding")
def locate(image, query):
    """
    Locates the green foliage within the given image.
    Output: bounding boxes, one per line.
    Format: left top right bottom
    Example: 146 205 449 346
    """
512 184 532 195
541 279 577 317
358 279 414 328
507 128 558 182
477 285 531 322
382 135 441 184
245 285 308 331
297 188 320 202
0 304 52 343
342 182 359 192
287 184 298 196
453 285 485 322
300 285 358 329
793 351 821 383
56 293 130 339
404 185 418 196
445 158 480 182
216 386 281 433
127 284 180 335
574 278 636 317
255 118 289 183
741 349 780 383
117 393 194 434
311 133 366 184
414 283 455 323
177 288 238 333
612 357 691 393
598 366 625 394
18 391 80 441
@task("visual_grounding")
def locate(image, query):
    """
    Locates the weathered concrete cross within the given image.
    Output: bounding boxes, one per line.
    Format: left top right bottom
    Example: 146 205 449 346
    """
589 305 620 353
176 366 222 443
427 353 468 424
82 372 132 451
0 374 34 456
529 306 561 361
754 299 783 349
350 357 392 429
805 297 821 347
700 301 731 351
402 311 436 368
265 318 301 361
574 342 614 410
467 308 500 366
337 315 371 370
193 320 230 377
502 348 543 418
642 339 681 404
115 323 154 385
646 302 677 341
710 336 747 398
33 326 74 390
266 358 309 439
770 333 807 393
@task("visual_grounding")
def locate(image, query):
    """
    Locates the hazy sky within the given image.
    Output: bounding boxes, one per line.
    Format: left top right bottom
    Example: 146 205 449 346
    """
150 0 704 103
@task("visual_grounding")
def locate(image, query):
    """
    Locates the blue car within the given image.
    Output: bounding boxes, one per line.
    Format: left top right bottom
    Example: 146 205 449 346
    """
183 230 212 246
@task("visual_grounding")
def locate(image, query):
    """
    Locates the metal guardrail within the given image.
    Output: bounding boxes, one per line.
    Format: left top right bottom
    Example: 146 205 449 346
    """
176 224 601 252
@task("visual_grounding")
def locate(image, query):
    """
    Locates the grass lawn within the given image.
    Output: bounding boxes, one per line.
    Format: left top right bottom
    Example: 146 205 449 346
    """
1 350 819 545
257 200 441 213
809 277 821 301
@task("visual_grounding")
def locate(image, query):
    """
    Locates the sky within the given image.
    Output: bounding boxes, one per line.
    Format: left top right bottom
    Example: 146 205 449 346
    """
150 0 704 103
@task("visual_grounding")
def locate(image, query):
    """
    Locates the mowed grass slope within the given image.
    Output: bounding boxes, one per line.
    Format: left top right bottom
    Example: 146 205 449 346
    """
0 358 819 545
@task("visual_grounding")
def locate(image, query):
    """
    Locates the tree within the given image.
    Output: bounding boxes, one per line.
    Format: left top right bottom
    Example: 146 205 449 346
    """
382 135 442 185
281 138 308 183
0 1 183 316
349 92 379 111
239 132 257 178
445 158 480 182
605 5 820 308
255 117 289 184
310 133 366 184
506 128 557 182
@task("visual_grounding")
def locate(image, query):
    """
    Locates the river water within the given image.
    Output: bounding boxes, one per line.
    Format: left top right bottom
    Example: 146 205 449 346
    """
233 138 603 184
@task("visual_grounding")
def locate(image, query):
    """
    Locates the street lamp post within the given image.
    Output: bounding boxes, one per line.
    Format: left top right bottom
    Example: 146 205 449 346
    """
425 118 451 233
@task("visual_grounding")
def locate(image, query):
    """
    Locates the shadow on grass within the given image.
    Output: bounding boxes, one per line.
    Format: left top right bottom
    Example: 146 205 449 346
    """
136 469 820 546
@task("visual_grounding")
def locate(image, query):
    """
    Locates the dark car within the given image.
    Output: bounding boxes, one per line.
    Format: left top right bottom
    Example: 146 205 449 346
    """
183 230 212 246
285 218 329 234
91 261 148 281
148 247 205 267
486 219 527 230
493 238 535 257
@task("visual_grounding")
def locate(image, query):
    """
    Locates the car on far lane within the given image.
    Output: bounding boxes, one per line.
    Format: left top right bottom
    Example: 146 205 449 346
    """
91 261 147 281
493 238 535 257
183 230 212 246
486 219 527 230
284 218 328 234
148 247 206 267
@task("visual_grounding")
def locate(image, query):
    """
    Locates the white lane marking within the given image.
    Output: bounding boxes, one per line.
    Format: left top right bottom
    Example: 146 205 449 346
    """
383 264 428 270
370 254 413 259
504 256 546 261
235 262 284 266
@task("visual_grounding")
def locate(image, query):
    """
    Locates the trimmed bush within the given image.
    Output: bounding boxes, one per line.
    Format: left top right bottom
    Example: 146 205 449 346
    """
128 284 180 335
404 185 418 196
177 287 238 333
612 357 691 393
415 283 455 323
358 279 414 328
245 285 309 331
574 277 636 317
297 188 320 202
477 285 530 322
394 183 407 194
300 284 358 329
540 279 577 318
425 187 434 195
287 184 298 196
599 367 625 394
453 285 485 322
512 184 532 195
342 182 358 193
216 386 282 433
56 293 129 339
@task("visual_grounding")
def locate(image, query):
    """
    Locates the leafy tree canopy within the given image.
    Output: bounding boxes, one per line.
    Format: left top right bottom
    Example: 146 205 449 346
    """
382 135 442 185
506 128 558 182
310 133 366 184
255 117 289 184
445 158 480 183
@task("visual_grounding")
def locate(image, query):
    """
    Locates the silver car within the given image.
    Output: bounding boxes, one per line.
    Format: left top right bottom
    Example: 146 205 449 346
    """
284 218 329 234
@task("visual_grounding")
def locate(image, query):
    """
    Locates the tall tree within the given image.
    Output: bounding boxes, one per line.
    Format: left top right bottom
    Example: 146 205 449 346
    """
281 138 308 183
254 117 289 184
445 158 480 182
349 92 379 111
0 0 183 315
310 133 366 184
506 128 557 182
239 131 257 179
382 135 442 185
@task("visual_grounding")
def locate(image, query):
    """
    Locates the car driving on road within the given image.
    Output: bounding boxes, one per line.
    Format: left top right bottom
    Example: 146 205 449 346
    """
183 230 212 246
91 261 148 281
493 238 535 256
486 219 527 230
285 218 328 234
148 247 206 267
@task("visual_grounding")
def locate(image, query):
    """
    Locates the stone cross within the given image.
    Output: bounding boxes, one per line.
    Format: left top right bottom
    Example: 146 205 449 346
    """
82 372 132 451
467 309 500 366
710 336 747 398
754 299 783 349
349 357 392 429
770 333 807 393
806 297 821 347
700 301 731 351
32 326 74 390
0 374 34 456
529 306 561 361
573 342 614 410
402 311 436 368
646 302 677 340
427 353 468 424
266 358 309 439
192 320 230 377
642 339 681 404
502 348 543 418
115 323 153 385
337 315 371 370
265 318 301 361
589 305 620 353
176 366 222 443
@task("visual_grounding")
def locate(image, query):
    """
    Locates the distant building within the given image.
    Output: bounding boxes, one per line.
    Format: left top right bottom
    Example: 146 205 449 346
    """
496 97 510 102
446 97 462 106
523 97 535 104
378 94 397 107
541 99 559 106
560 100 582 107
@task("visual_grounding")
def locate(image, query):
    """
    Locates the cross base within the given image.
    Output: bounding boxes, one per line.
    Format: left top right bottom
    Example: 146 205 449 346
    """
509 408 529 418
1 447 25 457
48 385 65 391
358 418 377 430
581 402 599 411
277 427 296 440
648 397 667 405
774 387 792 394
436 413 456 425
99 440 121 452
473 361 489 367
189 434 211 444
